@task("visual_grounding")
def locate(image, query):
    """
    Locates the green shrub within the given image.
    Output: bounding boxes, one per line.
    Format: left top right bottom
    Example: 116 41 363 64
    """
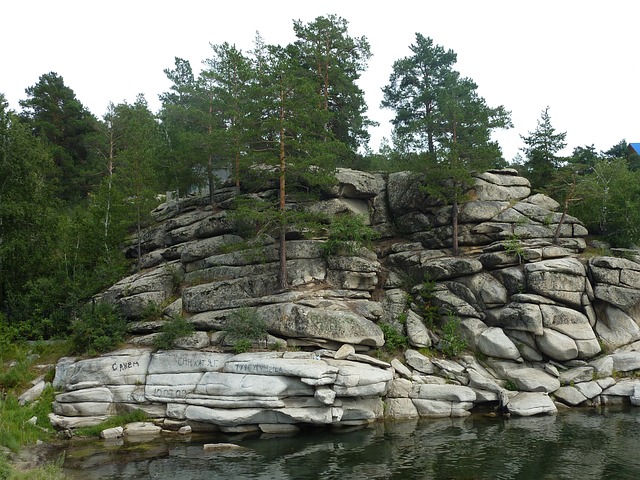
417 275 439 329
0 315 20 363
69 302 127 356
504 379 518 391
380 322 408 352
154 316 194 350
439 312 466 358
141 302 163 322
503 234 528 264
322 214 380 256
226 307 268 353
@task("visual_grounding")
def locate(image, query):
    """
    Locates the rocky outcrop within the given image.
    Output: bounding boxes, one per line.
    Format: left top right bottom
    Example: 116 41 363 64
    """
50 348 392 431
49 168 640 429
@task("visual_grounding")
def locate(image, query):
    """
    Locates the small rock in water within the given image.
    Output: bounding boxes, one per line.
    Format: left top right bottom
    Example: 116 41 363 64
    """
203 443 245 451
100 426 124 439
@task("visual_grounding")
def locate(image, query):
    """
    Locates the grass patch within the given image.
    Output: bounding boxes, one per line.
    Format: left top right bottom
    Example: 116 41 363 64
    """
73 409 148 438
0 342 70 396
0 455 69 480
0 387 56 452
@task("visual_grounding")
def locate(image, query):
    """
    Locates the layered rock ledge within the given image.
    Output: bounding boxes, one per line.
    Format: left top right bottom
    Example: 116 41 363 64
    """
48 168 640 430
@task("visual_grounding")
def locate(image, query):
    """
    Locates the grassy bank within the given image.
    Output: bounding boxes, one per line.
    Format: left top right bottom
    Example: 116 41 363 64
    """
0 455 69 480
0 340 72 479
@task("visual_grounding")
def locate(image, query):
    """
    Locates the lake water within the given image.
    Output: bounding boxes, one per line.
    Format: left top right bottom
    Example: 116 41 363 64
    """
61 408 640 480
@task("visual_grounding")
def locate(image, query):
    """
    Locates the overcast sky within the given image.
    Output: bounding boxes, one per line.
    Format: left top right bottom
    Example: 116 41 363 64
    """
3 0 638 161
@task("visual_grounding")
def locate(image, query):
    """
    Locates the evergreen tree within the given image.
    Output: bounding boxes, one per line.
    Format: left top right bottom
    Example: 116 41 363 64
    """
382 36 511 255
603 139 628 160
381 33 457 158
248 41 338 289
111 95 164 270
293 14 373 159
19 72 99 203
158 58 206 196
201 42 254 192
520 106 567 191
424 71 511 255
0 93 62 334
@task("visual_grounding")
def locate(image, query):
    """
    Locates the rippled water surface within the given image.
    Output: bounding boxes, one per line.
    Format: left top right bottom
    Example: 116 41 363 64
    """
61 408 640 480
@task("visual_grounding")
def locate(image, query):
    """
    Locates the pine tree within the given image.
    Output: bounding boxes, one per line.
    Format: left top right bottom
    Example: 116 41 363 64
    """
520 106 567 191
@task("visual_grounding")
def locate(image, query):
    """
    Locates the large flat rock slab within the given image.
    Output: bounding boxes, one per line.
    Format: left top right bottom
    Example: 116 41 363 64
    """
507 392 557 416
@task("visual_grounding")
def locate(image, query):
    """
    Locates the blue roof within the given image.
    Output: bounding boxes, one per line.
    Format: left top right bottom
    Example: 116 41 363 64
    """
629 143 640 154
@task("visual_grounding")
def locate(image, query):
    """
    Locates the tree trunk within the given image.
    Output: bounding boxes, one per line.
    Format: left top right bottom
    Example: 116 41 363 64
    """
452 198 459 256
553 172 577 245
278 96 288 290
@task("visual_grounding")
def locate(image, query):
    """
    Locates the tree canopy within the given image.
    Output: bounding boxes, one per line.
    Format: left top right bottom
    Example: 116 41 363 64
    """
519 106 567 191
3 15 640 341
381 34 512 254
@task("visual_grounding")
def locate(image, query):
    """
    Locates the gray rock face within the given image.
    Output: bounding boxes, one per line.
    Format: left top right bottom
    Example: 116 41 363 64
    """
525 258 586 308
506 366 561 393
472 171 531 201
50 349 393 429
536 328 579 361
477 327 521 361
486 302 543 335
334 168 385 199
594 303 640 350
258 303 384 347
405 311 432 348
51 168 640 429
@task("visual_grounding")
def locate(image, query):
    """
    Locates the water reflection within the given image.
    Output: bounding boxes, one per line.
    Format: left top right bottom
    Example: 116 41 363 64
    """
62 409 640 480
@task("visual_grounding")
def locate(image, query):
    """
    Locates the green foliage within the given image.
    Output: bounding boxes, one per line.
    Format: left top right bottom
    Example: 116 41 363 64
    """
0 359 30 393
69 302 127 356
504 379 518 391
0 316 19 362
379 322 409 352
381 34 510 255
322 214 380 256
0 341 68 397
225 307 268 353
73 409 148 438
439 312 466 358
153 316 194 350
0 390 55 452
293 14 373 155
503 234 528 264
413 275 439 329
141 302 163 322
571 158 640 247
19 72 99 203
519 106 567 191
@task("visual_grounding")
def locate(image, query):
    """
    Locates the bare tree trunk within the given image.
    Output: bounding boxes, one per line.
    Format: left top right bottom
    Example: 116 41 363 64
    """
452 198 459 256
553 172 578 245
278 95 288 290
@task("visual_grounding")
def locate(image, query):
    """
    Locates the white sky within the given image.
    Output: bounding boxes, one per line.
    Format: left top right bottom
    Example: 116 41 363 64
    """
2 0 638 161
